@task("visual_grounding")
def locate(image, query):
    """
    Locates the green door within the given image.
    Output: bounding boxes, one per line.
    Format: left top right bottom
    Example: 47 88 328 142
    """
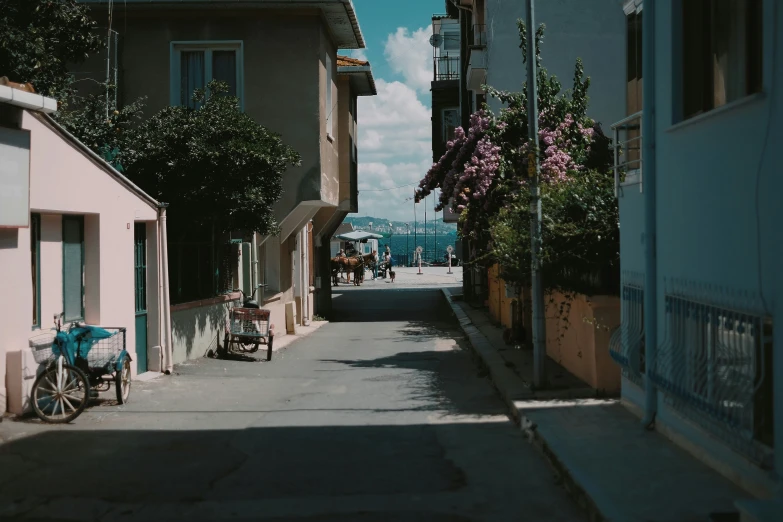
134 223 148 373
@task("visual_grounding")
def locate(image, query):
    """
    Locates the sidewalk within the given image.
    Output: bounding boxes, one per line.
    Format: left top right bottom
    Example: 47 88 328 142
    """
442 288 752 522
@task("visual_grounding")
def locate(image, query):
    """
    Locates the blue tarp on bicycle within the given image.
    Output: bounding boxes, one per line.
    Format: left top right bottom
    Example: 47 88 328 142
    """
52 325 114 365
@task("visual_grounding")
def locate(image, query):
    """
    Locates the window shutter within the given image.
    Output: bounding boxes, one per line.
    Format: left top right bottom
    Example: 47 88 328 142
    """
63 216 84 321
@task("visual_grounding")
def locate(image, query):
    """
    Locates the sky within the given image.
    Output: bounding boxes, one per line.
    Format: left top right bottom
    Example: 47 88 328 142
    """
342 0 446 223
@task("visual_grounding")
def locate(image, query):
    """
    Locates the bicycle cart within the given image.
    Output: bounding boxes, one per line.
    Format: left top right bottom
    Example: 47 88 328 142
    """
29 315 131 423
222 307 274 361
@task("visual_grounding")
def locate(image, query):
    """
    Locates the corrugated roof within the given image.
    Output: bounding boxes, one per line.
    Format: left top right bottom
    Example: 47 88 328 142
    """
336 55 369 67
336 55 376 96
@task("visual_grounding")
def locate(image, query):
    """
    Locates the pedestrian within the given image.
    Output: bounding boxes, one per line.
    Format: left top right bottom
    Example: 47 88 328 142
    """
372 250 379 280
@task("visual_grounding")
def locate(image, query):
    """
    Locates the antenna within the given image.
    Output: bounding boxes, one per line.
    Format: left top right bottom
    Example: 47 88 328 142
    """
429 34 443 47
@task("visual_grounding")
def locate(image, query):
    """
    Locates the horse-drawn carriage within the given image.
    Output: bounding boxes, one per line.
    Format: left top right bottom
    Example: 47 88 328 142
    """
331 252 375 286
331 230 384 286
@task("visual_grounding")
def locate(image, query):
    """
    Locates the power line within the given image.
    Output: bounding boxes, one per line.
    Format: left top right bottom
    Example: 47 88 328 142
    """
360 181 419 192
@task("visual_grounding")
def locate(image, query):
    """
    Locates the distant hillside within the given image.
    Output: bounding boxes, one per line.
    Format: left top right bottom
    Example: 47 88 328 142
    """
343 216 457 236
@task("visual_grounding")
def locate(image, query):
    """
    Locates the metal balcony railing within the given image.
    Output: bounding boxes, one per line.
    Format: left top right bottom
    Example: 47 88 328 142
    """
472 24 487 47
610 111 642 197
434 55 460 81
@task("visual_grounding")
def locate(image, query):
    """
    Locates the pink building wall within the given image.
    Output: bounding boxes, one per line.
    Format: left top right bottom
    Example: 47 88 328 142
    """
0 110 163 414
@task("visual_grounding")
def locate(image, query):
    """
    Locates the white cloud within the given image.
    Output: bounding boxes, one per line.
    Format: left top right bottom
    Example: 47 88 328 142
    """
347 48 369 63
355 78 433 221
383 25 433 94
350 25 438 222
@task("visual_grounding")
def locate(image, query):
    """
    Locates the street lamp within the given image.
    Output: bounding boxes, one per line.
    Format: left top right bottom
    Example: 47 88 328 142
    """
388 222 394 266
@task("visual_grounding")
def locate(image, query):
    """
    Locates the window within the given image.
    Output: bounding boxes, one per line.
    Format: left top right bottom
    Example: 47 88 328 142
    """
326 54 334 137
62 215 84 322
680 0 762 120
626 10 642 165
171 41 243 109
350 136 358 211
442 108 460 142
31 213 40 328
443 30 460 52
626 11 643 115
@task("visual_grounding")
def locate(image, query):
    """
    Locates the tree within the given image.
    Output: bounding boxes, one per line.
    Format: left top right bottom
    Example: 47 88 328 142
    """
0 0 102 100
122 81 301 236
416 20 619 296
56 84 146 172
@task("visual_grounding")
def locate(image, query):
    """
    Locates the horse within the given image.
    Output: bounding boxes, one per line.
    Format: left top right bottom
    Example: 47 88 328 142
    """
331 253 375 286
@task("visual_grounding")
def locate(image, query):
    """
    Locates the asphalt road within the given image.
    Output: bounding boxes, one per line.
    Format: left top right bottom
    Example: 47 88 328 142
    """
0 287 584 522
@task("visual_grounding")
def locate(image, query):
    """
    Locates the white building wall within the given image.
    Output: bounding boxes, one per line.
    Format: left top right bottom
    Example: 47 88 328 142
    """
485 0 626 129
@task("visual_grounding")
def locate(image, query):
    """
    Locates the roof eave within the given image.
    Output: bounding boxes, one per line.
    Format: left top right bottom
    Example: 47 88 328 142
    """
337 66 377 96
78 0 366 49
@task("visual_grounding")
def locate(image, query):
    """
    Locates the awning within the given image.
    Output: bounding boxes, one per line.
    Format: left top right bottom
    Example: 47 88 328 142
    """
335 230 383 241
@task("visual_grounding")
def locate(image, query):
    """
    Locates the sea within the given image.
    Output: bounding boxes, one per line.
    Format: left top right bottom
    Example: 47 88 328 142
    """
384 233 459 265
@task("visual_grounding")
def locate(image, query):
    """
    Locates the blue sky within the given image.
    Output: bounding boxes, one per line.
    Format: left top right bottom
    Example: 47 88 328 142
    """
351 0 444 94
341 0 446 222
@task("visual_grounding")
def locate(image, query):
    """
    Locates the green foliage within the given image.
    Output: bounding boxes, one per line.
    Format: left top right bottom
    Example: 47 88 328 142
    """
0 0 102 100
485 20 619 296
1 3 298 241
121 81 300 236
56 84 146 172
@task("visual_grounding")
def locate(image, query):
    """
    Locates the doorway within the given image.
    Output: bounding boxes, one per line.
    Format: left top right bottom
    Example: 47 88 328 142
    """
134 223 148 373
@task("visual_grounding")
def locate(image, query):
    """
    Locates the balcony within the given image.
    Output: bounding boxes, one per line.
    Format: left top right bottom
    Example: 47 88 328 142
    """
610 111 642 197
471 24 487 47
434 55 460 81
466 47 487 92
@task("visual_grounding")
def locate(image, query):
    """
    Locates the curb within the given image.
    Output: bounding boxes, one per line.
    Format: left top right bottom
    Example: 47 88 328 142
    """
441 288 609 522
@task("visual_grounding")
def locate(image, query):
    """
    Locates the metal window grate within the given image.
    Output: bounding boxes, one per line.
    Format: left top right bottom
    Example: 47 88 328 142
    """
608 271 645 386
650 281 774 466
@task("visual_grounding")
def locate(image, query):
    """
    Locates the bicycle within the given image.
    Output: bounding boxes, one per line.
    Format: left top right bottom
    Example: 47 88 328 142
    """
29 313 131 423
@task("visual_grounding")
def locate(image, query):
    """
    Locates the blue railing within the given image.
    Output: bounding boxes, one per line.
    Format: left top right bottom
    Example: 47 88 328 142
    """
608 271 645 387
649 281 773 466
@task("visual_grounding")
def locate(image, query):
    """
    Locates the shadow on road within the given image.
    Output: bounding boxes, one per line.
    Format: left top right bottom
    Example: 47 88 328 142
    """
330 289 453 324
0 421 555 521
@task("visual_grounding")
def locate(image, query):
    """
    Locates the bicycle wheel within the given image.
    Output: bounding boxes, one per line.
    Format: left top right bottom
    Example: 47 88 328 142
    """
31 359 90 423
115 355 132 404
240 340 259 353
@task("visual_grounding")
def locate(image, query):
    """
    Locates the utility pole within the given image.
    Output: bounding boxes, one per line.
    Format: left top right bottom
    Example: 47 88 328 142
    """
406 223 410 266
413 191 418 264
526 0 546 388
434 193 438 262
424 194 428 262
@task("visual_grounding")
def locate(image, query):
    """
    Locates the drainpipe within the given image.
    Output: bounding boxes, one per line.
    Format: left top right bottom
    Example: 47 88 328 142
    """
302 226 310 326
641 1 658 429
251 232 258 292
159 203 173 374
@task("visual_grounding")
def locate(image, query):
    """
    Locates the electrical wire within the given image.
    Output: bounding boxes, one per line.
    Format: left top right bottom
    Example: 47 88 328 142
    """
360 181 419 192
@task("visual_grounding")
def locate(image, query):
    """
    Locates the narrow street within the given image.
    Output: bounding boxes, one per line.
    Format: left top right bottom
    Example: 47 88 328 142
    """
0 285 584 522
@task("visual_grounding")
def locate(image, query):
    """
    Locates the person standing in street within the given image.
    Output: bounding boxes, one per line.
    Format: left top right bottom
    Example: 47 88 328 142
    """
372 250 379 280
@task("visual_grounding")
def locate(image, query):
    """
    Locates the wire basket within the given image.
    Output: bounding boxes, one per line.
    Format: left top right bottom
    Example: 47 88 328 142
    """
228 308 271 339
29 331 57 365
82 328 125 369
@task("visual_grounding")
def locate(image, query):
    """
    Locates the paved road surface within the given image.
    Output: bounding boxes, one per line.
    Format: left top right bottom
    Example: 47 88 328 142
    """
0 287 583 522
